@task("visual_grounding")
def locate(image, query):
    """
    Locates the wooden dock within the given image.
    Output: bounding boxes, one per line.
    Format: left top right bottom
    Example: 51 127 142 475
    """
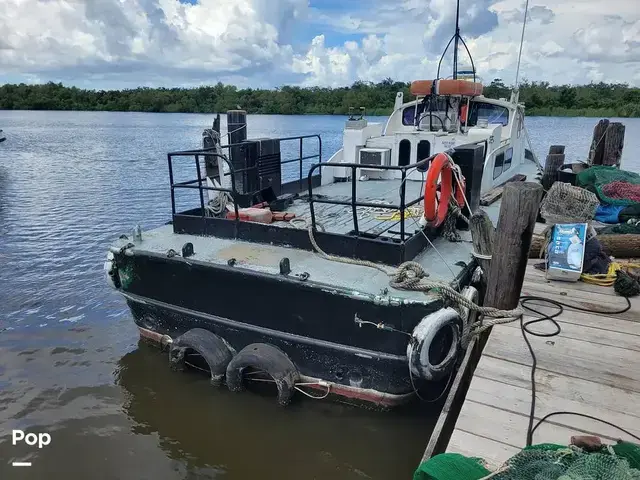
422 258 640 471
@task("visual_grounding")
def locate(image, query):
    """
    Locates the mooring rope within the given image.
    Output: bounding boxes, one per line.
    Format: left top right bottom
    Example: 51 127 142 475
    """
306 224 524 322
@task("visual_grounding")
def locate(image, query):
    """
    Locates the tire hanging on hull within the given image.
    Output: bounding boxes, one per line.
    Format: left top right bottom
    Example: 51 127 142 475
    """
226 343 300 406
169 328 234 386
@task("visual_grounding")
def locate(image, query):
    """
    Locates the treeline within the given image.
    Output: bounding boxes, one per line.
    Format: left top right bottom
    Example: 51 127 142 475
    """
0 79 639 117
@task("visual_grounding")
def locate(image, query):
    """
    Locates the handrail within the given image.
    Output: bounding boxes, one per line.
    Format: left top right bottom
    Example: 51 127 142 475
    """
168 134 323 230
306 154 434 241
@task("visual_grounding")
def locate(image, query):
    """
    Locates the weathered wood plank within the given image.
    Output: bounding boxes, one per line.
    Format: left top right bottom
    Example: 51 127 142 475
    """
447 429 519 471
499 315 640 352
455 400 603 450
466 376 640 442
483 326 640 393
475 355 640 421
530 232 640 259
519 285 639 322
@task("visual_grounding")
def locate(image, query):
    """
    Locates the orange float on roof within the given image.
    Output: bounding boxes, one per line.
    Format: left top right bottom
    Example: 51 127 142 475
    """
410 79 483 97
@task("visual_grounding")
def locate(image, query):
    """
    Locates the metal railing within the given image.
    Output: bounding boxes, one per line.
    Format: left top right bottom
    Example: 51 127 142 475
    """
307 155 434 242
167 135 322 222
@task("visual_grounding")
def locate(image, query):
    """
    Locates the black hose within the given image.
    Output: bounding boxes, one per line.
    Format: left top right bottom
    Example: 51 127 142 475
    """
519 295 638 446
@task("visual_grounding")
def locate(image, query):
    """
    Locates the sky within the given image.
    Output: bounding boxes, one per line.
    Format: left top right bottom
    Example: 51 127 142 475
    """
0 0 638 90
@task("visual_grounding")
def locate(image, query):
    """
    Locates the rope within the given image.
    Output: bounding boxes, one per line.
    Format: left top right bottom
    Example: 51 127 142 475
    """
307 224 524 321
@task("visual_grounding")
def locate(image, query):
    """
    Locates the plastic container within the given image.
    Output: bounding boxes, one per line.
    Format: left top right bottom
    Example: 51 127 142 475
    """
556 163 588 186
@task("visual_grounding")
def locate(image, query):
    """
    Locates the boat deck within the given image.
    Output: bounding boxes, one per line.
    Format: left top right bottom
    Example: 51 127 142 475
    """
429 259 640 470
128 177 507 299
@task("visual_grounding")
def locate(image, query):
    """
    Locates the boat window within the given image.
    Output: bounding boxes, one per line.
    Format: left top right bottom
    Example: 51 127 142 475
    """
468 103 509 127
493 151 505 179
503 147 513 171
399 139 411 166
402 99 449 126
417 140 430 163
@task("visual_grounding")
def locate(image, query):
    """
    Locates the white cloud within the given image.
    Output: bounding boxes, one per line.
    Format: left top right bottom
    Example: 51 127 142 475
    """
0 0 639 88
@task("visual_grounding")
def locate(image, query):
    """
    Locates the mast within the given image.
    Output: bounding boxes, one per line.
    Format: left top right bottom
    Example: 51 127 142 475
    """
453 0 460 79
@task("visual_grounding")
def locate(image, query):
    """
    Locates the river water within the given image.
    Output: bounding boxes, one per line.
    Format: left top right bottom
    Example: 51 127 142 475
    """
0 111 639 479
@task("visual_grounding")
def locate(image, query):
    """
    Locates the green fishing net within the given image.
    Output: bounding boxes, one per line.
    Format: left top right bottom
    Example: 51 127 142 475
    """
415 442 640 480
576 166 640 206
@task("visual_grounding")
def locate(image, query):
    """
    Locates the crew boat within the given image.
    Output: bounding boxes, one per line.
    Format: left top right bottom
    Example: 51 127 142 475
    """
105 6 541 409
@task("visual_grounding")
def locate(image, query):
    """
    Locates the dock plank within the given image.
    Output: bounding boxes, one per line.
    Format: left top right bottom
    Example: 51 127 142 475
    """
484 326 640 393
475 356 640 421
424 260 640 469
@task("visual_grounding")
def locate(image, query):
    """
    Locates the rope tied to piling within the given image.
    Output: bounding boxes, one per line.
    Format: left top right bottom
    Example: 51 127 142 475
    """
307 225 524 323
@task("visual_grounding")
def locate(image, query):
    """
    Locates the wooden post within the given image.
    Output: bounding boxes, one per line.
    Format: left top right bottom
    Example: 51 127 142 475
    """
602 122 625 168
470 210 494 274
587 119 609 166
542 144 565 190
485 182 544 310
548 145 565 155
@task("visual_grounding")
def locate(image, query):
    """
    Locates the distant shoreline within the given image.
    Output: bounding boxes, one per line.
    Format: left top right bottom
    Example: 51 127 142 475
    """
1 80 639 118
0 108 636 119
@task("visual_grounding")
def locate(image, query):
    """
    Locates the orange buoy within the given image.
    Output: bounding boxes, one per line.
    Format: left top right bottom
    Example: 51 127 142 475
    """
424 153 453 228
423 153 467 227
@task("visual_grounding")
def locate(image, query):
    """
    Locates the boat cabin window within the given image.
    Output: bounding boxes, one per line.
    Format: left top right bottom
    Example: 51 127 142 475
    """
493 151 504 179
402 98 449 126
417 140 430 162
399 139 411 166
467 102 509 127
503 147 513 171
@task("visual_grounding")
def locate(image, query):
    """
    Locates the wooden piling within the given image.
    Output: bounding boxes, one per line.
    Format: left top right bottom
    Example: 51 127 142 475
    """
485 182 544 310
470 210 494 274
602 122 625 167
541 145 565 190
587 119 609 166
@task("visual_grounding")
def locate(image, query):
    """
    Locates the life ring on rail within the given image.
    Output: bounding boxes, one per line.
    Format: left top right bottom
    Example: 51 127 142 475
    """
226 343 299 406
423 153 466 227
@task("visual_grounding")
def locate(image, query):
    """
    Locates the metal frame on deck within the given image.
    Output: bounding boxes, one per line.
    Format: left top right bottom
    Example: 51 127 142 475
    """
165 135 438 265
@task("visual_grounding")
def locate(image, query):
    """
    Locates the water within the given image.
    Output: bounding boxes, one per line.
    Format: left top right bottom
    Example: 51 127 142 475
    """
0 111 638 479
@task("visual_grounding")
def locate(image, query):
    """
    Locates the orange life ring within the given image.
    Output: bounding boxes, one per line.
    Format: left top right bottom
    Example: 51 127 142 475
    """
424 153 453 227
424 153 467 227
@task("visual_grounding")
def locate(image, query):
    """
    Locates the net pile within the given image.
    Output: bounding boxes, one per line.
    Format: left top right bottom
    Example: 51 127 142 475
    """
540 182 599 225
602 181 640 203
415 442 640 480
577 166 640 206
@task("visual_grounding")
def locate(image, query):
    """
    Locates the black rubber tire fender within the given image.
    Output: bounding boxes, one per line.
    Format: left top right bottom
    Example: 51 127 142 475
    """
169 328 234 387
225 343 299 406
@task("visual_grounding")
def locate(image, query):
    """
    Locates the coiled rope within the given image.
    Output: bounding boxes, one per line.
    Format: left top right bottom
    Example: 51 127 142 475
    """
306 225 523 324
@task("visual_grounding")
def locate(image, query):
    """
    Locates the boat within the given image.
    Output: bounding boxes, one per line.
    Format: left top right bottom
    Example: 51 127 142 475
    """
0 130 5 143
105 5 541 409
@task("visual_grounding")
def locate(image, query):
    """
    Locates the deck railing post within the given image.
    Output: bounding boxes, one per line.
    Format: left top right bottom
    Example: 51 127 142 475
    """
194 154 206 220
400 168 407 241
168 154 176 215
351 166 359 234
299 137 303 185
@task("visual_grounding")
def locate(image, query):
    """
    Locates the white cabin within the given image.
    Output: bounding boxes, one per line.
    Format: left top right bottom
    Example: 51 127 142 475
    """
323 79 540 194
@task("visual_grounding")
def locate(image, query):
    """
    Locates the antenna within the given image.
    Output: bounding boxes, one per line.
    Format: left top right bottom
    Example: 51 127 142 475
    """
437 0 476 82
514 0 530 91
453 0 460 79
